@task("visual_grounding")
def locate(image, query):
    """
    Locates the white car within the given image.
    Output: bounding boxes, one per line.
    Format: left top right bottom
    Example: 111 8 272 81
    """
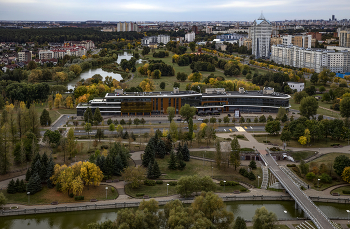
197 118 204 121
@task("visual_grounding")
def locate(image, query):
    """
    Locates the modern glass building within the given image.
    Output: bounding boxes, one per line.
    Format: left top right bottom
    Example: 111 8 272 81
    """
76 88 291 116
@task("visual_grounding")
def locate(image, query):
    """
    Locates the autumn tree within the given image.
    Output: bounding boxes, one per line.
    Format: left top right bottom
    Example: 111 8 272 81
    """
40 109 51 126
179 104 196 122
80 161 103 189
252 206 277 229
121 166 146 188
139 78 155 92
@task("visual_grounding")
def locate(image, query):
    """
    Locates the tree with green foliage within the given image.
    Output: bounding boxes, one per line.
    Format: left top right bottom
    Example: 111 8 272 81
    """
294 91 309 104
26 172 42 195
188 118 193 142
249 160 257 170
179 104 197 122
300 96 318 119
93 108 103 124
319 68 335 85
159 82 166 90
84 107 93 123
168 151 177 170
259 115 266 123
234 216 247 229
189 42 196 52
95 129 105 142
310 72 319 85
230 136 240 170
43 130 61 147
7 179 16 194
142 138 156 167
40 109 51 126
299 160 309 175
334 155 350 176
265 120 281 135
0 192 6 208
182 143 190 161
340 97 350 118
280 129 292 143
253 206 277 229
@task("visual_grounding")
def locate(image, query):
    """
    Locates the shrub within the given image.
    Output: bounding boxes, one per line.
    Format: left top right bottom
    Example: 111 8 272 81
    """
236 135 245 139
287 164 296 167
240 187 248 192
292 167 301 177
156 180 163 184
144 180 156 186
69 193 74 198
136 193 145 197
343 190 350 194
100 145 109 149
111 187 115 193
319 173 332 183
219 181 238 186
168 181 177 186
74 196 84 201
305 172 316 180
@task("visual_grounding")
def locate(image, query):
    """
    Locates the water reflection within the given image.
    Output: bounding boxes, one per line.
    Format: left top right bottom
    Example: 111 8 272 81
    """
67 52 138 90
1 201 346 229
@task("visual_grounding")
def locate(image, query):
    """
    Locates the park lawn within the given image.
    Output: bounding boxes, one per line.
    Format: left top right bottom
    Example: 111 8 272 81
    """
125 183 248 198
289 151 316 161
156 156 262 187
330 185 350 195
253 134 348 148
1 184 118 205
190 150 216 160
57 108 77 115
308 153 350 164
125 183 177 198
32 102 61 123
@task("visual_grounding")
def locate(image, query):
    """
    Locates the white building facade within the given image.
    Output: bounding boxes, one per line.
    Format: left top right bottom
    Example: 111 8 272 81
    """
287 82 304 92
185 32 195 42
250 14 273 59
271 45 350 73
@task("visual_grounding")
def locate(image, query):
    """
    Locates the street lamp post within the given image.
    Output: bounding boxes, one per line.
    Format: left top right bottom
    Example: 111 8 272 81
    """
258 176 261 188
212 167 213 178
27 192 30 204
347 210 350 223
317 178 320 187
224 180 226 192
105 187 108 199
167 183 169 196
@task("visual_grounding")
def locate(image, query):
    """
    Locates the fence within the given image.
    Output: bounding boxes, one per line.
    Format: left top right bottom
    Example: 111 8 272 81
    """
2 195 350 217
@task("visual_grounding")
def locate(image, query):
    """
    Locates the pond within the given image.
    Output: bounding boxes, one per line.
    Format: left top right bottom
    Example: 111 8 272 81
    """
67 52 138 90
0 200 346 229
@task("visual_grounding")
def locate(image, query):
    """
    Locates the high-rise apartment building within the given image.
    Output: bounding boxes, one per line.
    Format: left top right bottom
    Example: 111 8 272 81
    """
339 30 350 48
18 51 32 62
282 35 312 48
116 22 139 32
271 45 350 73
250 13 273 59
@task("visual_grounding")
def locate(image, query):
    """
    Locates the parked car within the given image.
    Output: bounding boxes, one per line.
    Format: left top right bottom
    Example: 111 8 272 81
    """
197 118 204 121
176 118 182 121
228 114 231 117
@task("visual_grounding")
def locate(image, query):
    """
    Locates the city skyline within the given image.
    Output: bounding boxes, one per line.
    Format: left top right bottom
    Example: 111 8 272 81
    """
0 0 349 21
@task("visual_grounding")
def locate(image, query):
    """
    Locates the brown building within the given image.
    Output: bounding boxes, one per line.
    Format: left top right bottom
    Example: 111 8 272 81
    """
307 32 322 41
192 25 198 34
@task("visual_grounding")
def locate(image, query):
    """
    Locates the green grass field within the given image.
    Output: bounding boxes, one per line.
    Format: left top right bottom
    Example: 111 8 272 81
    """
1 185 118 205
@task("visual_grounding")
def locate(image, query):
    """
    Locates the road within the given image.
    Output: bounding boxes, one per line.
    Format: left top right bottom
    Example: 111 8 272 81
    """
262 153 335 229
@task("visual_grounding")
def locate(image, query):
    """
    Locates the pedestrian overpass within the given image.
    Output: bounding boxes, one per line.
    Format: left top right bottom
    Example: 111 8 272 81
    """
259 150 337 229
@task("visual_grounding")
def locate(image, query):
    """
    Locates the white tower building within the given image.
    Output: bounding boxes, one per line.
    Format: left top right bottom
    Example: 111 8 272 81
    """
250 13 273 59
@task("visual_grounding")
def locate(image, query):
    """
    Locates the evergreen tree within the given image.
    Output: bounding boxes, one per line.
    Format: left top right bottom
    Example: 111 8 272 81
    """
13 142 22 165
18 179 26 193
7 179 16 194
182 143 190 161
156 139 166 159
249 160 257 170
113 155 124 176
93 107 103 124
30 153 41 172
165 134 173 154
147 161 154 179
188 118 193 141
177 143 182 156
26 172 42 195
25 168 31 181
46 157 55 188
104 154 114 179
33 159 42 181
142 138 156 167
168 151 177 170
15 179 20 192
84 107 93 123
40 109 52 126
96 155 106 173
152 160 161 178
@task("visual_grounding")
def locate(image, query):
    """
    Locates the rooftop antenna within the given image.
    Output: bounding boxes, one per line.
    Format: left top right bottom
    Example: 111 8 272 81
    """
258 11 266 20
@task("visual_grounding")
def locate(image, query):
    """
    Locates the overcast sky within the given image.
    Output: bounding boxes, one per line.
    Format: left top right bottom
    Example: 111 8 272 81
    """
0 0 349 21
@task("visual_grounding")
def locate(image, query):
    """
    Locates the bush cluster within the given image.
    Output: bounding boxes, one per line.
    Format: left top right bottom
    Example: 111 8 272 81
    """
74 196 84 201
144 180 156 186
287 164 296 167
168 181 177 186
219 181 239 186
239 168 256 181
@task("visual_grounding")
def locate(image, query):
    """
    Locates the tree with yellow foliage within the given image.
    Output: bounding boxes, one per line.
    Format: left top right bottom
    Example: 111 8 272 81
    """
304 129 311 145
80 161 104 189
139 78 155 92
48 95 53 110
200 123 207 131
298 136 307 146
65 96 73 109
53 72 68 84
54 94 62 108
